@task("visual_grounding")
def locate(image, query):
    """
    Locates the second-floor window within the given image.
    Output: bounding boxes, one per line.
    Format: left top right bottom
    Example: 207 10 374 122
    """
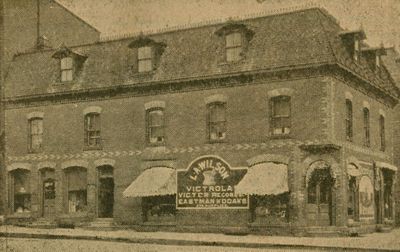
225 32 242 62
208 102 227 141
61 57 73 82
147 108 165 144
345 99 353 141
271 96 291 136
363 108 370 147
28 118 43 152
84 113 101 148
138 46 153 72
380 115 385 151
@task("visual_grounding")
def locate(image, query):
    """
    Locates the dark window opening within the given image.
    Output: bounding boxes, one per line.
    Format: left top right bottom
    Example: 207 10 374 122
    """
345 99 353 141
363 108 370 147
142 195 176 222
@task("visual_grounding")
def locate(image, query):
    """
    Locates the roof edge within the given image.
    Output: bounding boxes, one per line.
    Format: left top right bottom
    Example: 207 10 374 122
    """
54 0 101 33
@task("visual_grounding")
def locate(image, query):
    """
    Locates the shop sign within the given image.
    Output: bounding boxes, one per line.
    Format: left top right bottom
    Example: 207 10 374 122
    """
359 175 374 218
176 155 248 209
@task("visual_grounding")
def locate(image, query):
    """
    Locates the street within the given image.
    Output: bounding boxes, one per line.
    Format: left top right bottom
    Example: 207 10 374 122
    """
0 237 328 252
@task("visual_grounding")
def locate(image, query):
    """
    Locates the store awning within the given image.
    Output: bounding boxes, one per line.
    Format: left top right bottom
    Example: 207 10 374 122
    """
347 164 362 177
123 167 176 198
375 161 398 172
235 163 288 195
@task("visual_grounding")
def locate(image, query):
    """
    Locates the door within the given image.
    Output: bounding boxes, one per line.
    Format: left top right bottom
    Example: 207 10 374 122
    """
43 179 56 218
98 177 114 218
306 169 333 226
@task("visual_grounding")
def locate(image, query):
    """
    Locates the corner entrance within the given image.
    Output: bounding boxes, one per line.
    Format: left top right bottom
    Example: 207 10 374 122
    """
306 161 334 226
98 166 114 218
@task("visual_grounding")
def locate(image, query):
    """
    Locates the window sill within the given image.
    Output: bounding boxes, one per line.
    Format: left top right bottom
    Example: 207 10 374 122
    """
28 150 42 154
131 70 156 78
83 146 103 151
268 134 291 140
208 139 227 144
217 59 245 67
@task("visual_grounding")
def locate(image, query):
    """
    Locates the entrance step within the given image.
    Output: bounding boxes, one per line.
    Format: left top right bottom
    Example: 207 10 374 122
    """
305 226 345 237
29 218 57 229
84 218 116 230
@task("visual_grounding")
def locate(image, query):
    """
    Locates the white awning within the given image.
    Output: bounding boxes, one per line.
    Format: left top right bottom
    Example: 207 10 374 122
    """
347 164 362 177
375 161 397 172
235 162 288 195
123 167 176 198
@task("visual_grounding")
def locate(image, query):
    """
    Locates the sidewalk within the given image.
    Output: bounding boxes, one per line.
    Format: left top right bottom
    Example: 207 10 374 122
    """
0 225 399 251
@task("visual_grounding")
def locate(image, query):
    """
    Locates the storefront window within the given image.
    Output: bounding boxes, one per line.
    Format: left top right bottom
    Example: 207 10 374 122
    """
11 169 31 213
142 195 176 222
65 167 87 213
251 193 289 223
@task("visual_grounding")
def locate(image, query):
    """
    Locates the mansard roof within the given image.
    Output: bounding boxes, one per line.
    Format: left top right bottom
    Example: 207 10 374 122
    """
4 7 399 102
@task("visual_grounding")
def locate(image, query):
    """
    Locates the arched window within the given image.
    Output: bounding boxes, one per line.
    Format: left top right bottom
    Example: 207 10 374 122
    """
363 107 370 147
146 108 165 144
345 99 353 141
379 115 385 151
65 167 87 213
10 169 31 213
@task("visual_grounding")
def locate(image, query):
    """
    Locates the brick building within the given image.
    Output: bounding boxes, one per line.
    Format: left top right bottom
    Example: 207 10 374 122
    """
2 7 399 235
0 0 100 213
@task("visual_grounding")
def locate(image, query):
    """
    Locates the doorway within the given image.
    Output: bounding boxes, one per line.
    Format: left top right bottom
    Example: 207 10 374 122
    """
98 166 114 218
41 168 56 218
306 168 334 226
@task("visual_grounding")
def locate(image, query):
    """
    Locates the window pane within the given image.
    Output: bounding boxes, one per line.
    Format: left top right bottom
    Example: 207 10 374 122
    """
226 33 242 47
149 110 164 126
210 103 226 122
273 97 290 117
210 122 226 140
138 46 152 59
226 48 242 62
61 57 73 70
150 126 164 143
138 59 152 72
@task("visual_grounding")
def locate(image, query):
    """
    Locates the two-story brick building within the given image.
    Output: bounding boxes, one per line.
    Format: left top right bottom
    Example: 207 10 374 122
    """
2 7 399 235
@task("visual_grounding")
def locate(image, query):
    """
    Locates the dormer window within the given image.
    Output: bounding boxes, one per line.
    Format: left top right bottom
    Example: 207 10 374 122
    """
339 29 366 63
376 54 381 68
61 57 74 82
354 39 360 61
138 46 153 72
215 22 254 64
226 32 242 62
128 37 166 74
52 45 87 83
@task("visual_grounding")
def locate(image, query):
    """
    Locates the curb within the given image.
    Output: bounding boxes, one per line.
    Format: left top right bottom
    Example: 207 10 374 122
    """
0 232 398 251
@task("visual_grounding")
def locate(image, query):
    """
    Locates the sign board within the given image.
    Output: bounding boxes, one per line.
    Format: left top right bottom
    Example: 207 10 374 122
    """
176 155 248 209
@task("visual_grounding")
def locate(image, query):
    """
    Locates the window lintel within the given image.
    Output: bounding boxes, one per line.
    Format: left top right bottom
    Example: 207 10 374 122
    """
83 106 102 115
144 100 165 110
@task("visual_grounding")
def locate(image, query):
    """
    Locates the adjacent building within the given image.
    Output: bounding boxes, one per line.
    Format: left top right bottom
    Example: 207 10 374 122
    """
2 6 399 235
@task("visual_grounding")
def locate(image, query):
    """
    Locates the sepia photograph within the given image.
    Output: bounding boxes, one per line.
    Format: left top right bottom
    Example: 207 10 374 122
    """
0 0 400 251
